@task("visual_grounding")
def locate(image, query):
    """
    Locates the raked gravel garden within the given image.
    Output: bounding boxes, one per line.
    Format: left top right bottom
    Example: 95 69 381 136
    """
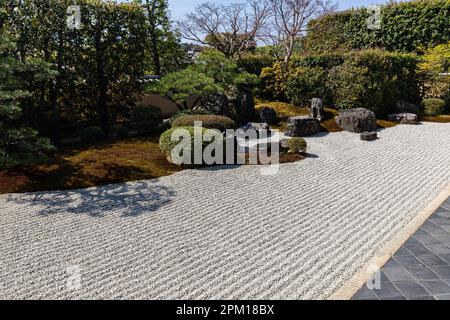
1 122 449 299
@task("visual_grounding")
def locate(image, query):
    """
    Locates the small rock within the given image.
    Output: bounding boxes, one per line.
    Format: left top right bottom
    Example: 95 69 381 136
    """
310 98 324 122
387 113 418 125
284 116 321 137
361 132 377 141
279 138 290 150
260 107 277 125
335 108 377 133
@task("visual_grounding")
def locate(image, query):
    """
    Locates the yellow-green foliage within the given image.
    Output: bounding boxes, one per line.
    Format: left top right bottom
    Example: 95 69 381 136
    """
419 42 450 98
288 137 307 154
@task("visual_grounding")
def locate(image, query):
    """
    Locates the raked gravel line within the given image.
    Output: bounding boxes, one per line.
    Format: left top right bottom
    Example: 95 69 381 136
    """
0 122 449 300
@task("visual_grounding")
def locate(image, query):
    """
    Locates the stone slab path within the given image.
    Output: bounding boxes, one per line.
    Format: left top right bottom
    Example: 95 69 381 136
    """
353 196 450 300
1 123 449 299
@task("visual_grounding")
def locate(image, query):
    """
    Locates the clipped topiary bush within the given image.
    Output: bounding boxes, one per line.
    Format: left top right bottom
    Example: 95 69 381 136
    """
169 109 213 123
159 126 222 166
288 137 307 154
172 115 237 132
422 98 446 116
80 126 105 143
131 105 162 133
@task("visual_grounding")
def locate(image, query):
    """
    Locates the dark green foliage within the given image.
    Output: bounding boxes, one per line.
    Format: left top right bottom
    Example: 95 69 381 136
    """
0 28 55 169
327 50 420 115
288 137 307 154
422 98 446 116
131 105 163 133
237 54 276 76
286 67 331 106
80 126 106 143
114 125 129 138
306 0 450 54
172 115 237 132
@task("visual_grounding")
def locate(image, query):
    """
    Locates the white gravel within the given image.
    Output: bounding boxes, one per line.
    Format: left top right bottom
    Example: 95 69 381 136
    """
1 122 449 300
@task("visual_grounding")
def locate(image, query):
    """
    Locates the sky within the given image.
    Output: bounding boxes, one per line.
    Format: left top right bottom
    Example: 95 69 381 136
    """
168 0 396 21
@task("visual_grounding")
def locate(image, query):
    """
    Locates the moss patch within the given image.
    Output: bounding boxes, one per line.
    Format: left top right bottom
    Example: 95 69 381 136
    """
0 136 181 194
421 115 450 123
377 119 398 129
256 101 309 120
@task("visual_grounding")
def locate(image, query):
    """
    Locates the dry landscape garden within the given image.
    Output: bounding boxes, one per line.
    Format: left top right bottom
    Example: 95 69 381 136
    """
0 0 450 301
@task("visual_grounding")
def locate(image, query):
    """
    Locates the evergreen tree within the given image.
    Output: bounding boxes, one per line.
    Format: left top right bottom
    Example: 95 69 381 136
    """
0 24 55 169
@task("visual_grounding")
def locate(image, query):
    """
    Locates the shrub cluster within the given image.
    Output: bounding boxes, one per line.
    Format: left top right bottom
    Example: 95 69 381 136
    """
288 138 307 154
170 109 213 123
422 99 446 116
80 126 106 143
306 0 450 54
172 115 237 132
131 105 163 133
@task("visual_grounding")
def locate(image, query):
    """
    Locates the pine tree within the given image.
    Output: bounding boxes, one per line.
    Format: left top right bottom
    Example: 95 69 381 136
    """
0 26 55 169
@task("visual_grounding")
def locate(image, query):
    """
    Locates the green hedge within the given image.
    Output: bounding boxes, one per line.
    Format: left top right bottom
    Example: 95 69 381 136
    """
422 98 446 115
172 115 237 132
306 0 450 54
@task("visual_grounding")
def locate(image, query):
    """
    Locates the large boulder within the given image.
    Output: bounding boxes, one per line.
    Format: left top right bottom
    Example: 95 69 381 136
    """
335 108 377 133
310 98 324 122
395 100 420 114
284 116 321 137
387 113 419 125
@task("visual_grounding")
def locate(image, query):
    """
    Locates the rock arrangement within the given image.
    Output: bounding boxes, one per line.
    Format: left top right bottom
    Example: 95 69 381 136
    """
335 108 377 133
284 116 321 137
240 122 271 138
259 107 277 125
360 132 378 141
387 113 419 125
310 98 324 122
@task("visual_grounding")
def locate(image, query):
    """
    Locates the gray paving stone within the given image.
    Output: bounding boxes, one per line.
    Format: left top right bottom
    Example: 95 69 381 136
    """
393 246 412 257
426 243 450 255
435 294 450 300
405 266 440 280
394 255 425 268
393 281 430 298
372 282 404 299
430 230 450 244
384 259 400 268
412 233 441 245
383 296 407 300
436 210 450 219
416 253 448 267
420 280 450 295
409 296 435 300
428 216 450 226
439 254 450 264
352 285 378 300
383 266 415 282
429 265 450 279
404 243 432 255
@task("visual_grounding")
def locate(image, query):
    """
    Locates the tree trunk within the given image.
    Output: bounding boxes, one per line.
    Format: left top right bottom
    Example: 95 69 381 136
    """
146 0 161 75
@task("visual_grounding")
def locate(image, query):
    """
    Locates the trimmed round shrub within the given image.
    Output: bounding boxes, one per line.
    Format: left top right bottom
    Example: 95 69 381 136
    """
288 137 307 154
131 105 162 133
80 126 105 143
172 115 237 132
422 98 446 116
169 109 212 123
159 126 222 166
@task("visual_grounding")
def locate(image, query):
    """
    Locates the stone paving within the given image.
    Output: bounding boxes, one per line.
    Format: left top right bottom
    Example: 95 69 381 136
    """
353 196 450 300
